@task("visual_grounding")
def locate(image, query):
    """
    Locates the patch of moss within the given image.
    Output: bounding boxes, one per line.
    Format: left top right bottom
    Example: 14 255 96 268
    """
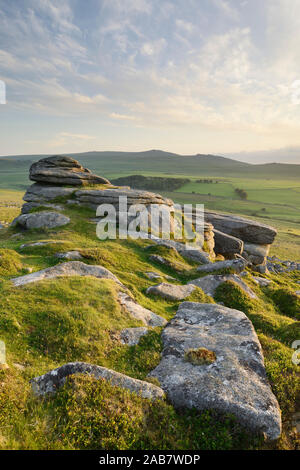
268 288 300 320
184 347 216 366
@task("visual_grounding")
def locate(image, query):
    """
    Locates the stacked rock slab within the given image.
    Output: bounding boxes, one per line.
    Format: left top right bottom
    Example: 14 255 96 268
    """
185 207 277 266
205 211 276 266
29 155 110 185
18 155 179 237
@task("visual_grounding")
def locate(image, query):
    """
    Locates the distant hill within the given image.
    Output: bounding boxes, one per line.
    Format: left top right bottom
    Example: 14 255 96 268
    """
0 149 300 180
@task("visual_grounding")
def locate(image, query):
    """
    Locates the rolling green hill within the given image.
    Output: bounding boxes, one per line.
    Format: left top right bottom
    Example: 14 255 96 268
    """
1 150 300 183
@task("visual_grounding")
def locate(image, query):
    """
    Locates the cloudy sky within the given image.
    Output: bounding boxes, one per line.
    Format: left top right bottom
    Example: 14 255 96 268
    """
0 0 300 162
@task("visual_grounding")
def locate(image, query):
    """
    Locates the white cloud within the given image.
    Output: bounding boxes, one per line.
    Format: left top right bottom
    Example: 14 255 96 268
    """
211 0 240 21
59 132 96 140
102 0 152 15
110 112 136 120
140 38 166 56
175 19 195 33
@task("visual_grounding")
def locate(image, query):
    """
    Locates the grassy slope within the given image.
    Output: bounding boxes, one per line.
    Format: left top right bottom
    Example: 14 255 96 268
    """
0 202 299 450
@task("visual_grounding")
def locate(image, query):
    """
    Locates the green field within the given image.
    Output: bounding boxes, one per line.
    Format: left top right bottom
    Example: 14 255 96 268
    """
0 152 299 259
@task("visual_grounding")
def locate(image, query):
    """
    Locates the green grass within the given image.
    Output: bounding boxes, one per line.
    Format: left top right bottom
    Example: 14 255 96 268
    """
0 164 299 450
0 201 298 450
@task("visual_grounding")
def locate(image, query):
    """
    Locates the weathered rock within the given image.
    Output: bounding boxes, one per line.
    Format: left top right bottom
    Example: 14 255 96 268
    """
149 302 281 440
55 251 83 260
75 188 173 210
23 183 75 203
243 243 270 266
145 271 163 280
19 241 67 250
296 291 300 296
255 264 270 275
149 235 211 264
21 202 64 214
29 155 110 186
205 211 277 244
253 277 272 287
146 283 195 301
118 292 166 327
12 212 70 230
31 362 164 400
120 327 148 345
12 261 123 287
213 229 244 257
149 254 170 266
188 274 257 299
0 223 4 229
196 258 248 274
243 243 271 258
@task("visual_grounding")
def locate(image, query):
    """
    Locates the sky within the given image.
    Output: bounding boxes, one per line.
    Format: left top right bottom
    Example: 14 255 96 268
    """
0 0 300 163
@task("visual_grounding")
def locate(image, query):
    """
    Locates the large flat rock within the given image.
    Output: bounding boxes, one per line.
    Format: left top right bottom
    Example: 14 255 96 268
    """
205 211 277 245
118 292 167 327
12 211 70 230
31 362 165 400
146 283 195 301
12 261 123 287
75 188 173 209
29 155 110 185
149 302 281 440
196 258 247 274
188 274 257 299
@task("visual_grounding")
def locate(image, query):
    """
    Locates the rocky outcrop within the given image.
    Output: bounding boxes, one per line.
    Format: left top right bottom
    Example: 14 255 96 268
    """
29 155 110 186
145 271 163 280
243 243 271 266
196 258 247 274
12 211 70 230
188 274 257 299
253 277 273 287
55 251 83 260
12 261 123 287
213 229 244 257
120 327 148 345
205 211 277 245
146 283 195 301
148 235 212 264
31 362 165 400
149 302 281 440
118 292 166 327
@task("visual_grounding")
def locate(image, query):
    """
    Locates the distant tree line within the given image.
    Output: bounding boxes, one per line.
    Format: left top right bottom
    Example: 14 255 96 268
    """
234 188 248 200
196 179 219 183
111 175 191 191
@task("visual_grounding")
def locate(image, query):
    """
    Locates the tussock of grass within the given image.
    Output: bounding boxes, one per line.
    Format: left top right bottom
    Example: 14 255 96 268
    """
43 374 260 450
268 288 300 320
0 249 22 277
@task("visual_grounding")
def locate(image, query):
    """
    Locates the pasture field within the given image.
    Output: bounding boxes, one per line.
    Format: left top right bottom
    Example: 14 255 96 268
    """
0 184 299 261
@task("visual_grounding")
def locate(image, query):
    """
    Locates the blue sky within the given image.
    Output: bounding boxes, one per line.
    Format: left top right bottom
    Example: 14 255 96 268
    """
0 0 300 162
